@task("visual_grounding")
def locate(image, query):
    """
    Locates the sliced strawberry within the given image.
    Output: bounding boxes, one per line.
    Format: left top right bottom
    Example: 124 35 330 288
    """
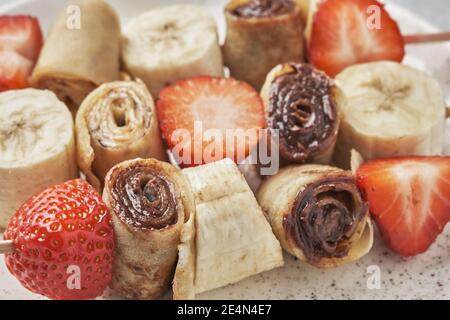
356 156 450 257
156 76 266 167
0 49 33 91
0 15 43 61
308 0 404 77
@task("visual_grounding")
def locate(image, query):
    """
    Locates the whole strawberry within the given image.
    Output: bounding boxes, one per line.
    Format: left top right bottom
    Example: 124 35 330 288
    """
4 179 114 299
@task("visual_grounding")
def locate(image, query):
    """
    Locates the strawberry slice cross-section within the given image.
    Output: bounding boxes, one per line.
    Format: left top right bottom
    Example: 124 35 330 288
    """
0 15 43 91
308 0 405 77
156 76 266 167
356 156 450 257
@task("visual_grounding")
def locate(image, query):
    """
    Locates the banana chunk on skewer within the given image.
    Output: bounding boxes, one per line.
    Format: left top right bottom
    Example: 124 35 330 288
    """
0 89 78 228
334 61 446 167
121 5 223 97
174 159 284 299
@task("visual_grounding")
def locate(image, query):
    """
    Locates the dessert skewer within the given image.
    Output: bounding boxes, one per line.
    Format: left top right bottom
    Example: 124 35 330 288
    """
0 240 13 254
404 31 450 45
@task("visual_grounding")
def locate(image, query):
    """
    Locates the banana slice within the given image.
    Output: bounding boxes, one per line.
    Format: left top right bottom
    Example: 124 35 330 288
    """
173 158 283 299
121 5 223 97
334 61 446 167
0 89 78 228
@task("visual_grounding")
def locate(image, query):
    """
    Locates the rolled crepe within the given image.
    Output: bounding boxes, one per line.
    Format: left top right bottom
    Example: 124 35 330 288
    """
31 0 120 114
121 5 223 97
103 158 195 300
173 158 283 299
76 80 166 191
257 164 373 268
260 63 343 165
223 0 305 90
0 89 77 228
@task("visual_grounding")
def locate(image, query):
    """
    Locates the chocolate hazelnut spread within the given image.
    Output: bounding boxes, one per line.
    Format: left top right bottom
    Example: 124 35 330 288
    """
110 164 178 229
232 0 295 18
268 63 338 163
284 175 367 261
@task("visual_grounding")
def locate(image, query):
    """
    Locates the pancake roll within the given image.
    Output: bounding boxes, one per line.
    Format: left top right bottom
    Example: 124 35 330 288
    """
257 164 373 267
75 79 166 191
260 63 343 165
223 0 305 90
103 158 195 299
31 0 120 113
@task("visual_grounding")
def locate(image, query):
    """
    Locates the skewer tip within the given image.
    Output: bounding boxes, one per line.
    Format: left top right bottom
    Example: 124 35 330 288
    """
0 240 14 254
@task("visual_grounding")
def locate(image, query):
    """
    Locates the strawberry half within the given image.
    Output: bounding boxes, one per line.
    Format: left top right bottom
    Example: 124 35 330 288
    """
4 180 114 300
356 156 450 257
0 49 33 91
156 76 266 167
308 0 405 77
0 15 43 61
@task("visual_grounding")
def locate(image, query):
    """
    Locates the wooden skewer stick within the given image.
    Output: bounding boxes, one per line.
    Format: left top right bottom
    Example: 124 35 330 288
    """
404 32 450 45
0 240 14 254
447 106 450 118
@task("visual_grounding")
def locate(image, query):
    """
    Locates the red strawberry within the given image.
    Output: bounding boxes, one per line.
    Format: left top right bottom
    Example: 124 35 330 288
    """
356 156 450 257
0 49 33 91
0 15 43 61
156 76 266 167
308 0 405 77
4 179 114 300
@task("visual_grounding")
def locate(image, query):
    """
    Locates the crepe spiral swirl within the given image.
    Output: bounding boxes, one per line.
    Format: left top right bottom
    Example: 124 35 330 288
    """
76 79 166 191
286 174 366 261
257 165 373 268
262 63 341 164
110 163 178 230
103 158 194 299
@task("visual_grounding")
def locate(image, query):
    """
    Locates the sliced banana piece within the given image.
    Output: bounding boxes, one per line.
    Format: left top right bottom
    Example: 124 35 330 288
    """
0 89 78 228
121 5 223 97
173 158 283 299
335 61 446 167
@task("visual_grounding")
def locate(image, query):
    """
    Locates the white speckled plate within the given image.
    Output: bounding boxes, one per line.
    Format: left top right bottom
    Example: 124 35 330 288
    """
0 0 449 300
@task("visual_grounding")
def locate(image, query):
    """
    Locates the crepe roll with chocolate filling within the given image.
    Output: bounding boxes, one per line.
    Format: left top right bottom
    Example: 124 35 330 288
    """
103 158 195 299
257 164 373 267
76 80 166 191
260 63 343 165
223 0 305 90
31 0 120 114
